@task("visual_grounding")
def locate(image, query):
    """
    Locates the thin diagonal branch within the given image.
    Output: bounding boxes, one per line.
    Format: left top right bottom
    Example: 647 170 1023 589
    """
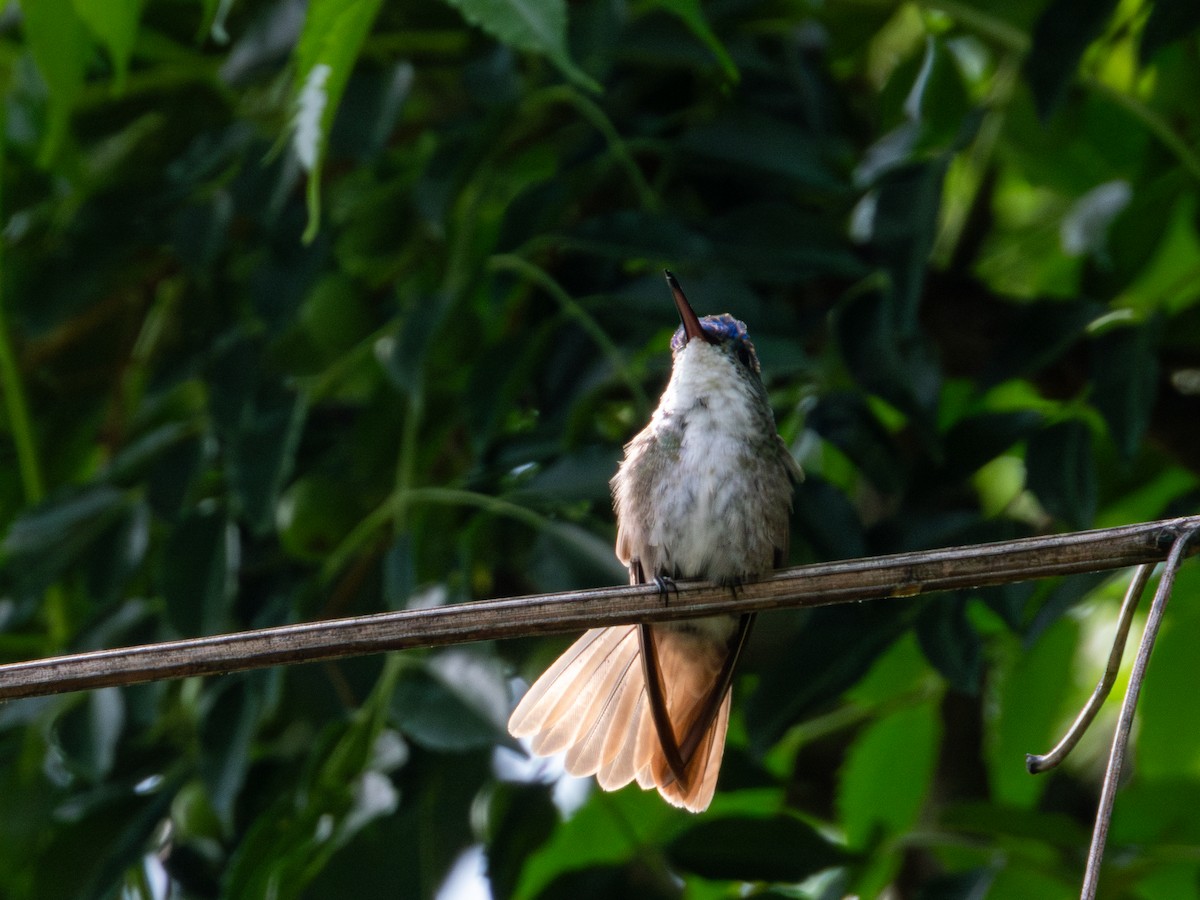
0 516 1194 702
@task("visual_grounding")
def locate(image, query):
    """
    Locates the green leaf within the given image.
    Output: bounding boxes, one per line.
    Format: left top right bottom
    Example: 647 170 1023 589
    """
54 687 126 782
487 784 558 900
1026 0 1119 119
984 299 1103 385
985 617 1078 808
275 473 362 562
201 675 272 831
292 0 386 241
69 0 142 88
916 595 983 694
208 340 308 534
1089 319 1160 460
374 302 445 398
808 392 903 493
681 111 843 190
36 776 180 899
1107 779 1200 846
941 410 1042 481
1134 566 1200 779
564 211 712 262
528 520 627 592
20 0 91 163
834 290 942 426
667 815 847 882
513 789 690 900
865 157 953 329
1025 420 1097 528
441 0 601 94
1083 176 1191 302
837 698 941 849
647 0 737 81
791 476 867 561
160 506 240 636
745 603 913 754
943 801 1088 847
82 499 150 605
392 652 510 751
2 485 129 592
708 202 866 282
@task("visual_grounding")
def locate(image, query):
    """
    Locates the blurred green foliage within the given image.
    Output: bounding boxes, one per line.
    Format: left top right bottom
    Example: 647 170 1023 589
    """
0 0 1199 897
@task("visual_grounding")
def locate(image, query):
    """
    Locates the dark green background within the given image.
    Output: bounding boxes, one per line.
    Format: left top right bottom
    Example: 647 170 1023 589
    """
1 0 1199 896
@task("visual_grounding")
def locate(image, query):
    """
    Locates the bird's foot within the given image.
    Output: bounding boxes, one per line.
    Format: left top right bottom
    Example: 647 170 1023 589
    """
654 575 680 602
716 576 744 599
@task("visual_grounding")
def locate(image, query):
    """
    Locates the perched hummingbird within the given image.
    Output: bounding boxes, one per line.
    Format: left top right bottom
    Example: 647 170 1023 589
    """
508 272 802 811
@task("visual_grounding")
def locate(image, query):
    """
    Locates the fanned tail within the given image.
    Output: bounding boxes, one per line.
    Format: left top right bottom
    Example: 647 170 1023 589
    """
507 625 733 812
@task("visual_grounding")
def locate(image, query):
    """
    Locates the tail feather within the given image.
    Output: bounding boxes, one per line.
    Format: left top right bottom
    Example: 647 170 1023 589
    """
520 627 634 756
643 627 729 811
508 623 733 813
596 691 649 790
564 637 643 774
656 691 729 811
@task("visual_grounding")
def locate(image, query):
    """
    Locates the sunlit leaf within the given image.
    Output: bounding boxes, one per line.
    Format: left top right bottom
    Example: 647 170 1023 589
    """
441 0 600 93
69 0 142 88
19 0 90 162
290 0 386 240
1134 566 1200 779
839 698 940 848
985 617 1078 808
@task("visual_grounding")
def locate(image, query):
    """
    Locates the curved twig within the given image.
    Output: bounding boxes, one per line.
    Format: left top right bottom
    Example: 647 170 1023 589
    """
1081 523 1200 900
1026 562 1155 774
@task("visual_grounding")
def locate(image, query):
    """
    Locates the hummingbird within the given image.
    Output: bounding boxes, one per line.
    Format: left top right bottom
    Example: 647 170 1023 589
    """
508 271 802 811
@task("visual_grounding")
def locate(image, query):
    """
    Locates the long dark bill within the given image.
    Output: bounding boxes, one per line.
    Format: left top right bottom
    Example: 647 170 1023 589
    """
665 270 712 344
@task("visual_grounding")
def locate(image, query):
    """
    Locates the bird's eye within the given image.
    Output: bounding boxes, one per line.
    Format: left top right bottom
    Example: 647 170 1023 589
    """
736 345 752 367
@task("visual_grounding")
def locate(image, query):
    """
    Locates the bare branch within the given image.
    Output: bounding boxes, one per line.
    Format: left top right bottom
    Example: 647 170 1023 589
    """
1026 562 1155 774
0 516 1195 702
1081 522 1200 899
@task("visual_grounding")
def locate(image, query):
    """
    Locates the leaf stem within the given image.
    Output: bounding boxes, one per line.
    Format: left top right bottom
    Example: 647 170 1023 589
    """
321 486 557 586
0 120 43 506
489 253 650 415
525 85 659 212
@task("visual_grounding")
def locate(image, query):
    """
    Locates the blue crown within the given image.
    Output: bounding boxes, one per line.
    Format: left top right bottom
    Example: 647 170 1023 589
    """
671 313 750 352
671 313 760 372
